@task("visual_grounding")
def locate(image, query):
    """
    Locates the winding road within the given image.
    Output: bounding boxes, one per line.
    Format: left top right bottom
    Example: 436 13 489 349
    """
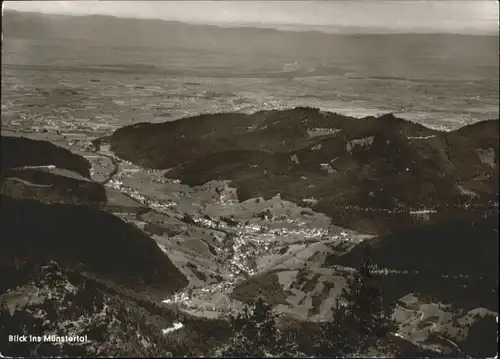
93 151 119 185
3 165 59 188
394 303 472 358
3 147 119 189
4 177 54 188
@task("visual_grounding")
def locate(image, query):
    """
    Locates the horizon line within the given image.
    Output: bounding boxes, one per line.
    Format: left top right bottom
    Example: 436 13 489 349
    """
4 9 499 36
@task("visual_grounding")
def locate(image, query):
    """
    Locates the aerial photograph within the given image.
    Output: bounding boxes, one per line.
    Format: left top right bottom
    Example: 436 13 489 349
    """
0 0 498 357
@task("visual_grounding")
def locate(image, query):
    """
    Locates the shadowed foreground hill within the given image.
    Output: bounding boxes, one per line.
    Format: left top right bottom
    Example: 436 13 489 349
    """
1 136 91 178
1 168 107 208
0 136 186 294
0 260 429 357
105 108 499 234
325 213 499 357
0 261 174 357
327 213 499 312
0 195 188 295
0 137 236 357
1 136 107 207
0 260 232 357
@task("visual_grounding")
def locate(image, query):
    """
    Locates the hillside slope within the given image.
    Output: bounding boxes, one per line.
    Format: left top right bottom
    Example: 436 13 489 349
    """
0 260 232 357
327 214 499 311
325 213 499 356
1 168 107 208
105 108 499 234
0 261 174 357
0 137 201 357
1 136 92 178
0 195 188 295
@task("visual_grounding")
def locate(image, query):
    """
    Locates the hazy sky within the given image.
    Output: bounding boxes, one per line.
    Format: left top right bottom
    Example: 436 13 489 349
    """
3 1 499 34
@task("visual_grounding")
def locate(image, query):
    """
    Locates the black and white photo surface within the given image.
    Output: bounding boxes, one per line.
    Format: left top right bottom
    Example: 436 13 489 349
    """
1 1 498 357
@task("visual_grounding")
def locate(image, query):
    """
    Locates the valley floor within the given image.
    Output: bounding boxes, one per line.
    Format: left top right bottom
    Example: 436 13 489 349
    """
2 101 497 357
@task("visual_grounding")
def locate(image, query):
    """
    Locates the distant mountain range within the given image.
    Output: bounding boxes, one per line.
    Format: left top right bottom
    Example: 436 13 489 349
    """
3 10 497 52
3 9 498 78
3 10 499 37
